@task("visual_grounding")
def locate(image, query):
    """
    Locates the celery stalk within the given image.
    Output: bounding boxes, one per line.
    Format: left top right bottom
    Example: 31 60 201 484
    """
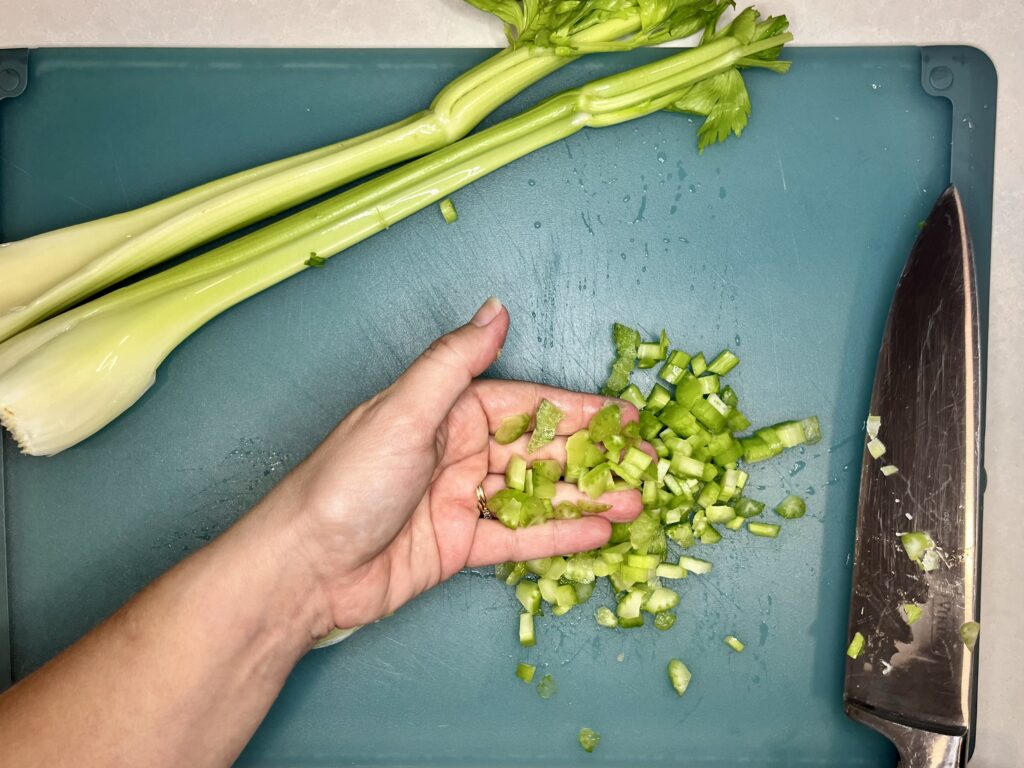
0 14 794 455
1 2 701 342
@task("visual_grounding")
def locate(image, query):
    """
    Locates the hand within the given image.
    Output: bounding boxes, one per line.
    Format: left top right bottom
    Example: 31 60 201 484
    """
269 298 642 635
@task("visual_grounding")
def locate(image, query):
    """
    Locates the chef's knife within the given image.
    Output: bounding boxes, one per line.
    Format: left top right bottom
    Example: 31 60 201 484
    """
844 185 981 768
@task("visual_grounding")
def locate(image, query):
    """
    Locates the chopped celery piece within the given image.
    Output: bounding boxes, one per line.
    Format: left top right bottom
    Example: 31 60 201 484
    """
637 335 668 369
748 522 780 538
667 659 692 696
552 502 581 519
622 446 653 473
545 557 568 580
608 461 642 488
595 606 618 628
588 404 621 445
494 561 515 582
698 374 721 395
652 439 669 459
720 385 739 407
960 621 980 651
619 384 647 409
636 412 662 443
551 604 573 616
519 613 536 647
900 603 922 626
627 553 661 570
504 562 527 586
677 555 713 575
524 469 534 496
642 479 659 507
629 511 661 551
774 495 806 519
566 555 596 584
647 384 672 413
573 581 595 604
516 581 542 615
706 393 731 417
644 588 680 613
592 558 616 578
505 455 527 491
616 590 644 620
726 410 752 432
516 662 536 683
656 563 686 580
740 436 772 463
537 674 557 699
578 727 601 753
671 454 706 479
719 467 740 500
618 615 644 629
867 437 886 459
690 352 707 376
660 404 698 437
724 635 745 652
658 350 692 384
439 197 458 223
554 584 578 608
538 578 560 604
801 416 822 444
700 524 722 544
489 488 546 529
725 516 745 531
881 464 899 476
601 323 641 397
697 480 721 508
528 399 565 454
691 399 727 432
667 523 695 549
734 497 765 518
531 476 556 499
708 349 740 375
899 531 935 565
773 420 806 448
847 632 865 659
654 611 677 630
619 564 651 585
706 505 736 524
579 463 613 499
565 430 604 481
495 413 530 445
532 459 562 482
525 558 551 576
921 549 941 573
674 376 704 410
662 508 683 525
866 414 881 439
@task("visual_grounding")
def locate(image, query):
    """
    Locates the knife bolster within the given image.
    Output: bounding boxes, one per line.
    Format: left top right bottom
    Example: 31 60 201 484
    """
846 702 965 768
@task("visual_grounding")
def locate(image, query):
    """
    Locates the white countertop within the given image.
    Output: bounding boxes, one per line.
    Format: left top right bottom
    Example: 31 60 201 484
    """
2 1 1021 764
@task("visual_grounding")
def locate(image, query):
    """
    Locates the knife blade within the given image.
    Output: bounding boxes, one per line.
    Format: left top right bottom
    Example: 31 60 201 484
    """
844 185 981 768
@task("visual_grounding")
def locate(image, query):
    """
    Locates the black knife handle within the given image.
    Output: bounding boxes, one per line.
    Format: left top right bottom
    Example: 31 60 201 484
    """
846 703 965 768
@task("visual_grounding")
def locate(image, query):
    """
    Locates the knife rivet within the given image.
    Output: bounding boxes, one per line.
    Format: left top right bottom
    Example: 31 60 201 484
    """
928 66 954 91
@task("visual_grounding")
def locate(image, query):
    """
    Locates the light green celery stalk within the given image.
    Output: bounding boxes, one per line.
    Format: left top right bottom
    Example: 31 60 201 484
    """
0 0 720 343
0 7 792 457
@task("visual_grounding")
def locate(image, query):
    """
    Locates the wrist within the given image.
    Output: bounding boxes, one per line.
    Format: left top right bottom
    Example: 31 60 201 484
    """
233 490 336 651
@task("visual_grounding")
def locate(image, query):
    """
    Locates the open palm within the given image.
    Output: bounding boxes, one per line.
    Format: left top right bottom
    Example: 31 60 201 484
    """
278 299 642 632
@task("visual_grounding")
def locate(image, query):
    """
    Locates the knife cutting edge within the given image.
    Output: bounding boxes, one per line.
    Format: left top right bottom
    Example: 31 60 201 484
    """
844 185 982 768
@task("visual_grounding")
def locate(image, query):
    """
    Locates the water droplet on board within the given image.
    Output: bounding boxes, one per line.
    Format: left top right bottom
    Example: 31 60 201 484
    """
789 460 806 477
961 114 975 130
870 82 882 91
657 152 666 163
528 179 536 186
719 186 727 200
534 221 542 228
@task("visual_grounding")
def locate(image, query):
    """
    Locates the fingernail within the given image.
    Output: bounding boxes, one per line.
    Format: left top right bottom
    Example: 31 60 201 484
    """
471 296 503 327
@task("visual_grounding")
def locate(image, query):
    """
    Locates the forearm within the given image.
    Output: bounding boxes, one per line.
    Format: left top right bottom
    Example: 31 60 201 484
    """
0 492 328 768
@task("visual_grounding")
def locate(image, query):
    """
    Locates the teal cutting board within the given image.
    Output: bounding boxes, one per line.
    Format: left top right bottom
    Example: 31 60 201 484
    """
0 46 995 766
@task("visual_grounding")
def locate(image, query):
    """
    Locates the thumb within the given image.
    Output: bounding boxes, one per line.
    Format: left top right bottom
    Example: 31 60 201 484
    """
391 297 509 421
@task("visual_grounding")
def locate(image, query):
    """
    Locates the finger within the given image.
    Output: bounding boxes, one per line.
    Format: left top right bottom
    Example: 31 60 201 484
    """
470 380 639 435
487 435 658 474
465 517 612 568
481 475 642 523
389 297 509 426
